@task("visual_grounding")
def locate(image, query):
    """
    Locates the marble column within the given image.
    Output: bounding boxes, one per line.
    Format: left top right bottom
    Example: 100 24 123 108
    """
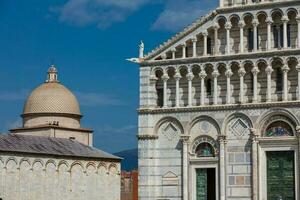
171 48 176 59
174 72 181 107
297 15 300 48
182 43 186 59
282 64 290 101
253 19 259 52
250 128 259 200
200 69 207 106
225 22 232 54
192 37 197 57
282 15 289 49
225 68 233 104
212 69 220 105
239 21 245 53
251 67 260 103
162 74 169 107
266 17 273 50
187 72 194 107
203 31 208 56
265 65 273 102
238 66 246 103
149 74 158 107
296 64 300 100
180 134 190 200
214 24 220 55
218 135 227 200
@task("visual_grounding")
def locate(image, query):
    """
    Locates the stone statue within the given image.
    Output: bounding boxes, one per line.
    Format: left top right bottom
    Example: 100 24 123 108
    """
139 41 144 58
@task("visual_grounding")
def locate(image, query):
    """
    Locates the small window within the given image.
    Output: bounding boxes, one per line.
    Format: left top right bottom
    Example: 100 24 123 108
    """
265 121 293 137
157 88 163 107
195 143 215 157
276 68 283 92
248 28 254 51
207 37 212 54
287 24 291 47
250 72 254 92
206 79 212 96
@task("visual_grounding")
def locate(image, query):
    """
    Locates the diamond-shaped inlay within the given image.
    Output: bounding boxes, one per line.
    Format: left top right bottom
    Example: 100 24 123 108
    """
231 119 248 137
162 123 178 141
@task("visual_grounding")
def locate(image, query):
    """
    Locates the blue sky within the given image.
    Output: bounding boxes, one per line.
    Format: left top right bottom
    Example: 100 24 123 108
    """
0 0 217 153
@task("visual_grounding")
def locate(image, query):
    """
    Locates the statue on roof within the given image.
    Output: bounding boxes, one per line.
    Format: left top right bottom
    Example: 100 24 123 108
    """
139 41 144 59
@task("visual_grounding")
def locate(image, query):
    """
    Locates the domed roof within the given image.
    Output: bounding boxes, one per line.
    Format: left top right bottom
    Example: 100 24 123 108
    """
23 66 81 116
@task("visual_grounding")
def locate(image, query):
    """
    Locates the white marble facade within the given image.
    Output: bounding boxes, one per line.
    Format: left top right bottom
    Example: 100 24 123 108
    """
138 0 300 200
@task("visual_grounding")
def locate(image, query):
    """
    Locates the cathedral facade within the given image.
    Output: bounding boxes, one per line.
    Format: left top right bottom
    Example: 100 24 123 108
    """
138 0 300 200
0 67 121 200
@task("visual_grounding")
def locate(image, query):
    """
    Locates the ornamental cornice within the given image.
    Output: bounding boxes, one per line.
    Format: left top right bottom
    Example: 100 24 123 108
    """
137 135 158 140
138 101 300 115
216 1 300 15
140 49 300 67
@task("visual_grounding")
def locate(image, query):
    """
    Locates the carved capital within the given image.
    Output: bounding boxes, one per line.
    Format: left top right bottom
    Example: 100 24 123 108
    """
162 74 169 82
187 73 194 81
225 69 233 78
174 73 181 81
238 21 245 28
170 48 176 53
202 30 208 37
251 67 260 76
191 36 197 43
250 128 259 142
266 17 273 25
225 22 232 30
238 68 246 77
212 70 220 78
281 15 289 23
161 53 167 60
218 135 227 143
181 43 187 47
199 70 207 79
213 23 220 30
180 134 190 144
252 19 259 27
265 65 273 75
282 65 290 73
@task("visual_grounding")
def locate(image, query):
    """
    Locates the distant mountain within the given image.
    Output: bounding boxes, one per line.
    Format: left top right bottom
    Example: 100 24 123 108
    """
115 148 138 171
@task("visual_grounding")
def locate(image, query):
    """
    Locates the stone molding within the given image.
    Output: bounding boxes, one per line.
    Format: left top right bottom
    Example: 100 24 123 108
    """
138 101 300 114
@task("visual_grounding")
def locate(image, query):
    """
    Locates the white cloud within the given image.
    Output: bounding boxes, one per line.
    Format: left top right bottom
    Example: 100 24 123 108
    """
75 91 124 107
50 0 218 31
96 125 136 134
152 0 217 32
50 0 152 29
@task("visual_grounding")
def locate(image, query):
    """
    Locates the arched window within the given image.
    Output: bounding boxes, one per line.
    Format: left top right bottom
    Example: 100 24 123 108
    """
206 78 212 96
195 143 215 157
265 121 294 137
156 84 163 107
276 68 283 92
207 37 212 54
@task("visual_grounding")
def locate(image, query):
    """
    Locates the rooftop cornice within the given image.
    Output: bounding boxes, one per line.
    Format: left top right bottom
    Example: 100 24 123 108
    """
140 49 300 67
217 0 300 14
138 101 300 115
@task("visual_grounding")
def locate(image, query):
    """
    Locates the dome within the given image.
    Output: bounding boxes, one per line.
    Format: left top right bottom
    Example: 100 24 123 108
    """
23 66 81 116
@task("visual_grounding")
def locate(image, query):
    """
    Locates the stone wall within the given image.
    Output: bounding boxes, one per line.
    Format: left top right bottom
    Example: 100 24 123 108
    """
0 153 120 200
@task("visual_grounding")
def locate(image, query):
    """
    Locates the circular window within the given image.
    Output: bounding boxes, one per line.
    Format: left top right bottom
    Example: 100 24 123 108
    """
265 121 294 137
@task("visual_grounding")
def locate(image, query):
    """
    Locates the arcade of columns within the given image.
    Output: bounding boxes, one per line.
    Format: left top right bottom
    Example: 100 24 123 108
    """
150 8 300 108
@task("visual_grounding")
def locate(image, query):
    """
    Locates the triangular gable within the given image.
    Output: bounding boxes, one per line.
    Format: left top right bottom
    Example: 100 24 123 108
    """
143 10 217 61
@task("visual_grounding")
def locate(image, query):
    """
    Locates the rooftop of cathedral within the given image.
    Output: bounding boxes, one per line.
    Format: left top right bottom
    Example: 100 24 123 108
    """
0 134 121 160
